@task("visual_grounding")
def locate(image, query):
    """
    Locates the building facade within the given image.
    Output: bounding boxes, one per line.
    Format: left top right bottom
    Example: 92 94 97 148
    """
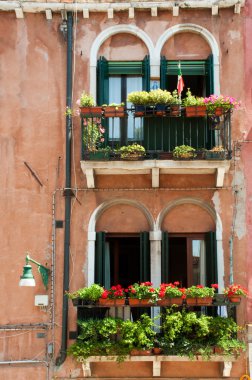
1 0 252 378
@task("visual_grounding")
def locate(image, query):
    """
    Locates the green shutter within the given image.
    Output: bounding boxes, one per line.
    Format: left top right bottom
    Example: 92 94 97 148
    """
166 60 206 76
206 54 214 96
205 231 218 286
140 232 150 282
161 231 169 283
95 231 106 286
97 57 109 106
142 55 150 91
160 56 167 90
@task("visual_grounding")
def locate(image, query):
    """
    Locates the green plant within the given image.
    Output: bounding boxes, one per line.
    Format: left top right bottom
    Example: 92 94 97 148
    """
216 338 246 357
120 314 156 350
67 283 104 302
172 145 196 159
147 89 173 105
83 121 105 152
119 144 146 159
78 91 96 107
224 284 248 297
127 91 149 105
185 285 215 298
183 88 205 106
170 90 182 105
68 317 125 362
127 282 155 299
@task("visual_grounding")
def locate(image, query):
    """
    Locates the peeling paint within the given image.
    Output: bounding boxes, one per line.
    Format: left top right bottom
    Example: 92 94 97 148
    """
212 191 221 214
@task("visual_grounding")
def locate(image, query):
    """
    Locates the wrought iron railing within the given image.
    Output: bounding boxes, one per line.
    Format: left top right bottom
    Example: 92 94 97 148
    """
80 108 232 161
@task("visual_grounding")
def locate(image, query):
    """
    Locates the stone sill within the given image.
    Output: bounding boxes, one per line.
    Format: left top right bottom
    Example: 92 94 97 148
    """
82 355 237 377
80 159 231 188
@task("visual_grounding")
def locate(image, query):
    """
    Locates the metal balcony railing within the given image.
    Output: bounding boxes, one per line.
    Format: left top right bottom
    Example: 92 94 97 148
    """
80 107 232 161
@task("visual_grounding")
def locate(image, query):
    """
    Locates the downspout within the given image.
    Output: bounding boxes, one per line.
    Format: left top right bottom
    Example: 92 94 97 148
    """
56 11 73 366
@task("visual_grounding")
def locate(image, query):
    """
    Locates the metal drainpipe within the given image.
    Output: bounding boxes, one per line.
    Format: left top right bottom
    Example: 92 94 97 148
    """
56 12 73 366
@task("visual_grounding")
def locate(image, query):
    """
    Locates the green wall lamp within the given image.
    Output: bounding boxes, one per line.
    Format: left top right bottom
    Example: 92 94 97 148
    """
19 254 50 290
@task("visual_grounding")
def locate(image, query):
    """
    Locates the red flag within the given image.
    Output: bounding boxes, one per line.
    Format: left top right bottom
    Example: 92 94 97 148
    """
177 63 184 95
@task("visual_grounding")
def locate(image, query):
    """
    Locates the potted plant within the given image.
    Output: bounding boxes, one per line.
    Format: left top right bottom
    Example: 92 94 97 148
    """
120 314 156 355
147 89 173 115
204 146 226 160
185 284 216 305
169 90 182 116
204 94 241 116
99 284 126 306
224 284 248 303
154 282 185 306
119 143 146 160
67 283 104 306
102 102 126 118
127 91 149 116
77 91 103 117
172 145 196 159
127 282 155 306
82 120 109 159
183 88 206 117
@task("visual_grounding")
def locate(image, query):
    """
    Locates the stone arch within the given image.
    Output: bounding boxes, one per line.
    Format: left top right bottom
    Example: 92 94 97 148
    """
86 199 154 285
155 197 224 290
89 25 157 100
156 197 216 230
155 23 220 94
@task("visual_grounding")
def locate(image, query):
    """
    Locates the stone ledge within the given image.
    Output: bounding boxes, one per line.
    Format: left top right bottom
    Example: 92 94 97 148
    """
80 159 231 188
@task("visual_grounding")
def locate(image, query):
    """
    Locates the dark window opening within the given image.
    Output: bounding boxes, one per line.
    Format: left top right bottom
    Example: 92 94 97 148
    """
169 237 188 287
165 75 205 98
108 236 140 288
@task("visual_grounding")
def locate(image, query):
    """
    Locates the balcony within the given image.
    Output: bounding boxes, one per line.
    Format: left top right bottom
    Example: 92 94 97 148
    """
80 108 232 188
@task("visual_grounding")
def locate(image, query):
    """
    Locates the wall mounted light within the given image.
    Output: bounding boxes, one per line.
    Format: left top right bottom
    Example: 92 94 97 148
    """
19 254 50 290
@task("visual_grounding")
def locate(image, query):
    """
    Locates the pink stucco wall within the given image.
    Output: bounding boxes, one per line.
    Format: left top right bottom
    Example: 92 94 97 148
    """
0 5 250 378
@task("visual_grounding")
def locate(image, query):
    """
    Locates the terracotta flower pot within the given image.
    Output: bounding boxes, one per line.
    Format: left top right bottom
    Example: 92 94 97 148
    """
80 106 103 117
152 347 163 355
103 106 125 118
157 297 183 306
130 349 152 356
128 298 152 306
185 105 207 117
186 297 213 306
228 296 242 303
99 298 125 306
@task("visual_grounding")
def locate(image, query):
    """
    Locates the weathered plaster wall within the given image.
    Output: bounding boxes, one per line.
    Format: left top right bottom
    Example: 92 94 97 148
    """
0 6 249 379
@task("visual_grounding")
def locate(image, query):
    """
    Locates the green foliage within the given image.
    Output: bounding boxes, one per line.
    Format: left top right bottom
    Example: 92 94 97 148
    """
68 312 245 362
185 285 215 298
120 314 156 350
67 284 104 301
127 91 149 105
83 121 105 152
183 88 205 107
147 89 173 105
172 145 196 159
79 91 96 107
170 90 182 104
119 144 146 159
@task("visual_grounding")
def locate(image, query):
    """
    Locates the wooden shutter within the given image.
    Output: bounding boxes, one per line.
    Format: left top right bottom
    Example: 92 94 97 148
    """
142 55 150 91
205 231 218 286
140 232 150 282
95 231 106 286
161 231 169 283
206 54 214 96
97 57 109 106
